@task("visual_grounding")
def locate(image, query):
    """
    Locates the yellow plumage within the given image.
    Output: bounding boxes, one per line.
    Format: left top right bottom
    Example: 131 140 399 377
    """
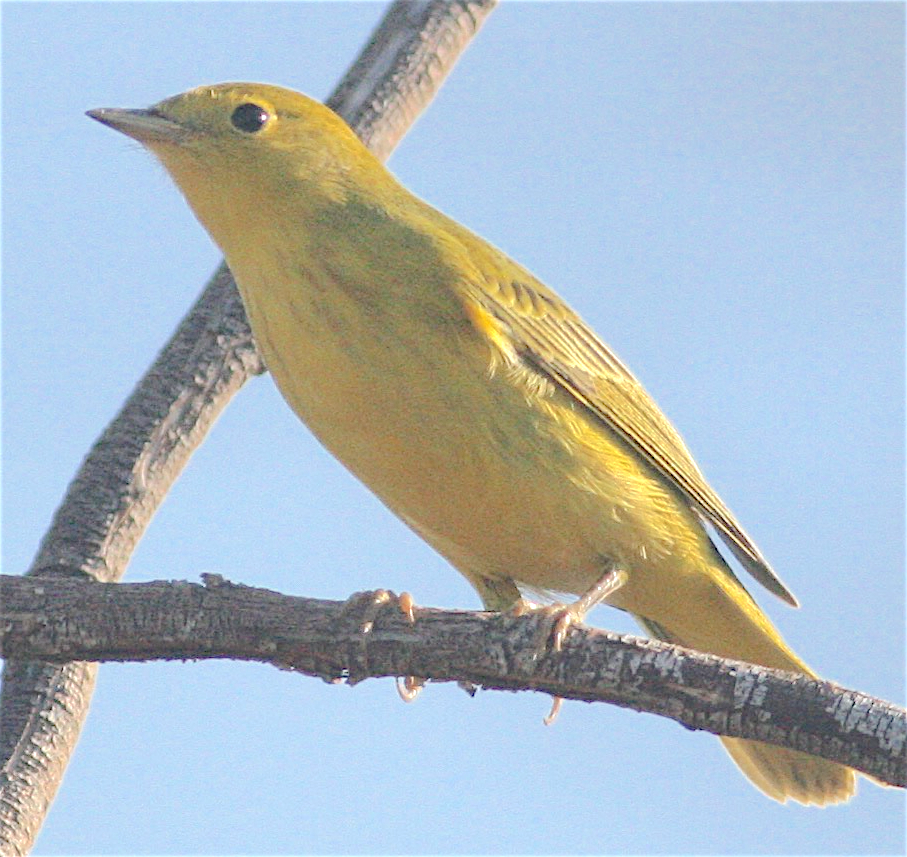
89 82 856 804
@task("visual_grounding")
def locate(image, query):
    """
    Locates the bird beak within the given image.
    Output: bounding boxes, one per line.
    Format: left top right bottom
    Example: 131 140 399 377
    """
86 107 189 146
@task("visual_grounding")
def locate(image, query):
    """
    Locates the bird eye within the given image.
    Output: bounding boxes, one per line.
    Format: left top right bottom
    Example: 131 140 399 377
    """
230 103 270 134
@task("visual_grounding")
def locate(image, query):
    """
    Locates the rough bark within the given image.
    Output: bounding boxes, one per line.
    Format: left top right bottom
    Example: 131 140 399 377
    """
2 573 904 791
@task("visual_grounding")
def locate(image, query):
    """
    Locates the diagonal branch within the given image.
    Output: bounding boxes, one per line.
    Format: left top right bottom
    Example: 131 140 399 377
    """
0 2 498 853
1 573 904 790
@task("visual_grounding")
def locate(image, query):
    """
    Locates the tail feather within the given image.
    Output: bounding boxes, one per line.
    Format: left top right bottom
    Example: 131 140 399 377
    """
634 610 857 806
721 736 855 806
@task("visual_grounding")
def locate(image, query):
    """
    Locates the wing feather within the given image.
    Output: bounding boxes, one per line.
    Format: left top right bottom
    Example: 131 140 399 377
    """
466 276 798 606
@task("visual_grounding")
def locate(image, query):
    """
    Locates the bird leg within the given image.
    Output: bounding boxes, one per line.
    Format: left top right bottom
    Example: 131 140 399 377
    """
540 564 628 725
549 564 628 652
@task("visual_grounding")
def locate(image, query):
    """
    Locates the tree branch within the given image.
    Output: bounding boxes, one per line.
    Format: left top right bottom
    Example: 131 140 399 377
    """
1 573 903 790
0 2 498 853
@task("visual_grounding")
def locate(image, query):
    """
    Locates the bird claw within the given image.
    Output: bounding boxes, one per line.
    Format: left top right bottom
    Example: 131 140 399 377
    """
398 590 416 623
396 674 424 702
549 607 579 653
505 597 541 618
543 696 563 726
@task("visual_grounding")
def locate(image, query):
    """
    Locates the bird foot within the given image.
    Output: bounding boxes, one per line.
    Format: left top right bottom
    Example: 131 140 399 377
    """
340 589 420 692
520 566 628 726
519 565 628 656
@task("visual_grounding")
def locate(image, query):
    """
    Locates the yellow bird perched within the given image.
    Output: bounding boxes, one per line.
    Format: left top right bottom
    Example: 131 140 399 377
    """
89 82 856 805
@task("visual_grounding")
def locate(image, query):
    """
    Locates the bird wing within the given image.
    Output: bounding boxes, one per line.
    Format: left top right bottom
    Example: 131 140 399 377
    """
462 274 798 607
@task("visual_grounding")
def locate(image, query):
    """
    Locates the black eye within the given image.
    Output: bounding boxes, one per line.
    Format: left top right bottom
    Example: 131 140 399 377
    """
230 102 270 133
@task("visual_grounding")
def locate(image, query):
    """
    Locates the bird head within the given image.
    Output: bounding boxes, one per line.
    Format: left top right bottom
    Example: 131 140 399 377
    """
88 82 387 250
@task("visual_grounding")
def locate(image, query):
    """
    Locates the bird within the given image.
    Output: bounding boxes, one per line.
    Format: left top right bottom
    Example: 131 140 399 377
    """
88 81 856 804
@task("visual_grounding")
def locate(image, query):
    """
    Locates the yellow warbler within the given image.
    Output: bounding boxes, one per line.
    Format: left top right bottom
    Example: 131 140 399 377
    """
89 82 856 805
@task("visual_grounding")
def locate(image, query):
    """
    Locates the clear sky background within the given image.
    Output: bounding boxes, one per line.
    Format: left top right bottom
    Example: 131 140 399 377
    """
2 2 904 854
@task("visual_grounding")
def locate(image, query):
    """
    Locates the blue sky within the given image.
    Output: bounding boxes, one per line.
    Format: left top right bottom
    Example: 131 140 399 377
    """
2 2 904 854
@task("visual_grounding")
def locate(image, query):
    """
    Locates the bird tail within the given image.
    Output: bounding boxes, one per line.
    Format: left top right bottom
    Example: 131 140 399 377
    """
718 733 853 806
633 569 856 805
